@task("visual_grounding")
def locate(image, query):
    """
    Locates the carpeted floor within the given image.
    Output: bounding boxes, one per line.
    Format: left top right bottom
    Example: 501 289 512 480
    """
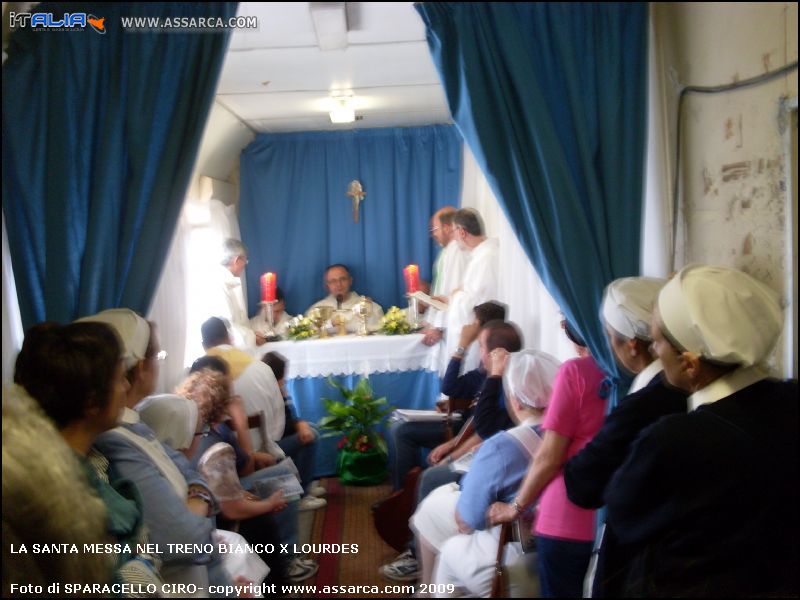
295 478 415 597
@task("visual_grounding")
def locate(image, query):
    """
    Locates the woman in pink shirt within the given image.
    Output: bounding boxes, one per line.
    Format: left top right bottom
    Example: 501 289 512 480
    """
489 321 607 597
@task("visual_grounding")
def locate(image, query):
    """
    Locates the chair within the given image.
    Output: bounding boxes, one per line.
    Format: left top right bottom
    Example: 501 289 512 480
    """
490 522 513 598
490 515 538 598
247 411 269 452
438 397 475 441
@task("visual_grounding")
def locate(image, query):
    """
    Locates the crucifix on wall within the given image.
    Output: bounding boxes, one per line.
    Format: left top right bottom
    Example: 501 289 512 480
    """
346 180 366 223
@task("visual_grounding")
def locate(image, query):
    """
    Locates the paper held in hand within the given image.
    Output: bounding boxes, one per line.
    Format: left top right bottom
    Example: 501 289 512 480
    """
253 473 304 502
449 450 475 474
410 290 448 312
393 409 463 422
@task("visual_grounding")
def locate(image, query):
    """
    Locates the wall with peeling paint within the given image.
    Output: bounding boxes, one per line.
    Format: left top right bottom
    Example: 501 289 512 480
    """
652 2 798 375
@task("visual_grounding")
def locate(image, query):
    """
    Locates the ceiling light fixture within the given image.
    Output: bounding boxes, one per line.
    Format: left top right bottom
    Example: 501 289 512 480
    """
329 96 355 124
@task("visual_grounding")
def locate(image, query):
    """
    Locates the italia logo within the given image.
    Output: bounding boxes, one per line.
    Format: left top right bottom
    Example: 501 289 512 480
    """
88 15 106 34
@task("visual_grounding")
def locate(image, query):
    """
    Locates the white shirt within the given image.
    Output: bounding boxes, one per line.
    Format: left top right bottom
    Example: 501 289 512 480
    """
428 240 470 329
307 291 384 333
208 265 256 347
249 310 294 338
445 238 500 371
208 345 286 457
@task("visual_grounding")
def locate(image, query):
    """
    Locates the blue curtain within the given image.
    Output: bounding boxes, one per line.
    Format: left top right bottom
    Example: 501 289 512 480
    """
2 2 237 329
239 126 462 316
417 2 648 402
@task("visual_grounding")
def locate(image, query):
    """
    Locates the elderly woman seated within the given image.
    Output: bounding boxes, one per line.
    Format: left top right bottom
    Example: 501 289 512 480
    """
12 321 162 593
85 309 232 592
410 349 561 597
4 349 115 595
136 393 271 588
177 368 319 584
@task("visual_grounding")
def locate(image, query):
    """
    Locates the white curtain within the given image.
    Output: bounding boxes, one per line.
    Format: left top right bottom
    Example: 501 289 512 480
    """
2 214 25 384
460 146 576 363
147 209 191 394
641 14 671 278
180 198 242 376
149 197 242 394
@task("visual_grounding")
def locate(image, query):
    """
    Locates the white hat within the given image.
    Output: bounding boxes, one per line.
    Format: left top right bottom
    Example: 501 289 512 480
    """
135 394 198 452
198 442 245 502
602 277 667 341
77 308 149 370
503 349 562 409
657 264 782 367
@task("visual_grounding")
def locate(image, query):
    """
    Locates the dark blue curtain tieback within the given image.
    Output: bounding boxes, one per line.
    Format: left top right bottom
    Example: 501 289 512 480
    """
598 377 618 400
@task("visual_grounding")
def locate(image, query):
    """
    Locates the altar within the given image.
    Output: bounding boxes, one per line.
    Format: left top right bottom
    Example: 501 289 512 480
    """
262 333 442 477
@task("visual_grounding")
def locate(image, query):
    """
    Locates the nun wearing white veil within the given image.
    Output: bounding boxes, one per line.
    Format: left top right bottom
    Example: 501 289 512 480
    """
137 394 271 592
605 265 798 597
411 349 561 597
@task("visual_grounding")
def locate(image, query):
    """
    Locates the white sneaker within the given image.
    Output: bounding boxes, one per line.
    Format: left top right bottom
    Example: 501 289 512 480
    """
379 549 419 582
286 557 318 582
309 482 327 497
298 495 327 511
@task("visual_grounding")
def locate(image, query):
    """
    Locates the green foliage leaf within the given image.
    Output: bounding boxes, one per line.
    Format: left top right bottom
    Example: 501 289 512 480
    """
373 435 388 455
354 377 372 399
316 377 394 449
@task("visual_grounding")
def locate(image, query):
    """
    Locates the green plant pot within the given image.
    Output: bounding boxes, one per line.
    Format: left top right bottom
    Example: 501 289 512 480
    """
336 447 388 486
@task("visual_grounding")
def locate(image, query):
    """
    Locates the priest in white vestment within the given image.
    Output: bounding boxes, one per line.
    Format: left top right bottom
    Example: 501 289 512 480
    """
442 208 500 372
306 264 384 333
422 206 469 344
208 238 258 347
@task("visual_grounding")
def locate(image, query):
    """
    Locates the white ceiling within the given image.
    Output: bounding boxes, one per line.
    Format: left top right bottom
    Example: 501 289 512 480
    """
216 2 452 132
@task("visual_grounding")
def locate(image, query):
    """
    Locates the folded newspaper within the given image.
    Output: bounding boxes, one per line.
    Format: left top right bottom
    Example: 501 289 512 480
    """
253 473 304 502
393 409 462 422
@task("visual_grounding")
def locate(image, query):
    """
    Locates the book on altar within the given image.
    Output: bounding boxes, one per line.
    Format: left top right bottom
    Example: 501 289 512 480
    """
393 409 463 422
410 291 448 312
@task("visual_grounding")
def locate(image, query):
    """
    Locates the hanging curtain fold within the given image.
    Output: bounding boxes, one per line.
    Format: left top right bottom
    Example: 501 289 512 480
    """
2 2 237 329
239 125 462 316
417 2 648 402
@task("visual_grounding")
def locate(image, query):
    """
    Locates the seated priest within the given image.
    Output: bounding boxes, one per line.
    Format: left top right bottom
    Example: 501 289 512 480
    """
250 286 295 339
306 263 383 332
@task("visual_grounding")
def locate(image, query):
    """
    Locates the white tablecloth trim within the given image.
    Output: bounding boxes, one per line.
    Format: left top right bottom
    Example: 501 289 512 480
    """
257 333 441 379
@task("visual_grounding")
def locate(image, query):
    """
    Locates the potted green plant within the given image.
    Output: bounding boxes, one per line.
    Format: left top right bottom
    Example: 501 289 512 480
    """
318 377 393 486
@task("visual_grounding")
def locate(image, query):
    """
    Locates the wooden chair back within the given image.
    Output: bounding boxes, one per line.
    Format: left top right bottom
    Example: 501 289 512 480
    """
490 521 513 598
247 411 269 452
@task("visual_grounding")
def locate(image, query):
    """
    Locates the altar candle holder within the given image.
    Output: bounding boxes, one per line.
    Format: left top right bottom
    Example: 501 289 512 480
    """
403 265 420 327
408 296 420 327
260 300 276 337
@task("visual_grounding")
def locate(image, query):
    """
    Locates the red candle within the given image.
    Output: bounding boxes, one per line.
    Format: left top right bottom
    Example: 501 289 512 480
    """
261 272 277 303
403 264 420 294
